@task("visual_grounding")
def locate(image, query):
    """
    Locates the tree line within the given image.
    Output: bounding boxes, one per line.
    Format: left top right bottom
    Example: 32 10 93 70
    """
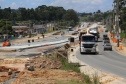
0 5 79 35
78 10 111 22
0 5 79 26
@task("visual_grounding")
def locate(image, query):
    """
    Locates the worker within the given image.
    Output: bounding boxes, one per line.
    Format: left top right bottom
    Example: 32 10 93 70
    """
43 34 44 38
5 40 11 46
2 42 6 47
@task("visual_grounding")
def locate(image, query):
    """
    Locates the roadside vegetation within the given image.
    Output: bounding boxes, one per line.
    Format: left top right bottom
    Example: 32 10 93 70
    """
59 58 100 84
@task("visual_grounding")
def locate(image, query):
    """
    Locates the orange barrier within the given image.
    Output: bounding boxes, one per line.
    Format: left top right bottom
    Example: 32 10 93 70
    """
2 42 6 47
119 45 123 50
111 34 114 37
78 29 81 31
100 30 103 32
113 38 117 43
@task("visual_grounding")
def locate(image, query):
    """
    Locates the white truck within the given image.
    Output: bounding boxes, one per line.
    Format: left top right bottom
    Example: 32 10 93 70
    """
89 28 99 42
80 34 97 54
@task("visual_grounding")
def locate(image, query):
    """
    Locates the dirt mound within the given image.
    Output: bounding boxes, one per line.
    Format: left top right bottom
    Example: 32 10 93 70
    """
26 57 62 70
0 66 18 82
0 66 17 72
12 69 83 84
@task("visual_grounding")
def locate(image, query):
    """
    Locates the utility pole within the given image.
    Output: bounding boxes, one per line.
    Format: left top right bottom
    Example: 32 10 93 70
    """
114 0 120 47
6 19 8 40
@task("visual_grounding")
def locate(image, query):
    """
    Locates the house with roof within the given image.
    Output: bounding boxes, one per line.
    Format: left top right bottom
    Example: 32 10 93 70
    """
33 25 47 34
12 23 34 36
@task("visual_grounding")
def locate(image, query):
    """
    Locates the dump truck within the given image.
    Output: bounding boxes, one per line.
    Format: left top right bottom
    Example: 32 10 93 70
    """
80 33 97 54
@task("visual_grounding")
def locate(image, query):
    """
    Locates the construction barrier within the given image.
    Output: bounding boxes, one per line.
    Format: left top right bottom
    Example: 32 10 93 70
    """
113 38 117 43
3 42 6 47
100 30 103 32
111 34 114 37
119 45 123 50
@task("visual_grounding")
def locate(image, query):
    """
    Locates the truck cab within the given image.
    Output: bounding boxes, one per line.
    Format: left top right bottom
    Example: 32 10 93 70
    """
80 34 97 54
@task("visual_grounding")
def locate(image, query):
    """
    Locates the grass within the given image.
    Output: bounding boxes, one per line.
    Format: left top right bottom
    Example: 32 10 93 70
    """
59 58 101 84
120 32 126 38
60 58 80 73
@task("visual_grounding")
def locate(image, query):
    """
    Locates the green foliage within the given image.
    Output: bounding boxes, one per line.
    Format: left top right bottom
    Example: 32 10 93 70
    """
120 31 126 38
0 20 14 34
60 58 80 73
120 22 126 31
79 10 110 22
0 5 79 27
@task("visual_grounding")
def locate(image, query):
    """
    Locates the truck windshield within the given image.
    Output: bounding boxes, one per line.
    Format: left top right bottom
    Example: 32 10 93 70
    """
90 33 97 36
81 36 95 42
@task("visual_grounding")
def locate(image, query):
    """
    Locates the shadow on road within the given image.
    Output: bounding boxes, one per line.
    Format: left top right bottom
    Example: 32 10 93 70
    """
80 52 102 55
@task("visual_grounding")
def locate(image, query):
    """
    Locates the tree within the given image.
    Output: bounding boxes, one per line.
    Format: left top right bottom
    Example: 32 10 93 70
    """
63 9 79 26
18 8 27 20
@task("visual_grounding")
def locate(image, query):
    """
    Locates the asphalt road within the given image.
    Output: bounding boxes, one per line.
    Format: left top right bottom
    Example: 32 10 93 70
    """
77 27 126 79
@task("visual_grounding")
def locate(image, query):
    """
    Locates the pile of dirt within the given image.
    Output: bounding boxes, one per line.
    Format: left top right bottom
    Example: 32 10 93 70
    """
0 66 18 82
26 57 62 70
0 66 17 72
12 69 84 84
0 74 11 82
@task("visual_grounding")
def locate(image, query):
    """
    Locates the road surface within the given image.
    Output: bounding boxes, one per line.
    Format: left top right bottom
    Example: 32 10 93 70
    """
77 26 126 79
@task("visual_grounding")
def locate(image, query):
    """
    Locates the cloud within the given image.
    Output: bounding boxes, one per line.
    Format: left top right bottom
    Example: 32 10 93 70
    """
31 3 36 5
91 0 102 5
11 2 17 9
50 0 112 12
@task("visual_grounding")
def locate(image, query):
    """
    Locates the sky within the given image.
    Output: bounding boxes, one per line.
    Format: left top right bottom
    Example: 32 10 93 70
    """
0 0 113 13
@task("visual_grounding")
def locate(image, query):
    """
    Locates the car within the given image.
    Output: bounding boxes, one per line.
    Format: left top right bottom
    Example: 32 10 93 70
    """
105 30 108 32
72 31 79 35
103 34 108 40
104 37 110 43
103 43 112 51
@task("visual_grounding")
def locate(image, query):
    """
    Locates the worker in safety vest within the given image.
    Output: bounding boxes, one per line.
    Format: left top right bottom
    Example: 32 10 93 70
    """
2 41 6 47
5 40 11 46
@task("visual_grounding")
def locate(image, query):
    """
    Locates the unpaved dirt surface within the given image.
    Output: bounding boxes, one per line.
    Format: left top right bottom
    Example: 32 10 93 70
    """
12 69 83 84
26 57 62 70
11 57 84 84
0 58 27 82
0 66 18 82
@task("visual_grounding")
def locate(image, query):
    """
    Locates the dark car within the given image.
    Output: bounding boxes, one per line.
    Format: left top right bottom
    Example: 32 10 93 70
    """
103 34 108 40
105 30 108 32
103 43 112 51
104 37 110 43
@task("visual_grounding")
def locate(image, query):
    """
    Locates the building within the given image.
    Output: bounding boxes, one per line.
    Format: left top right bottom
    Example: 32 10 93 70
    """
33 25 46 34
12 23 34 36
